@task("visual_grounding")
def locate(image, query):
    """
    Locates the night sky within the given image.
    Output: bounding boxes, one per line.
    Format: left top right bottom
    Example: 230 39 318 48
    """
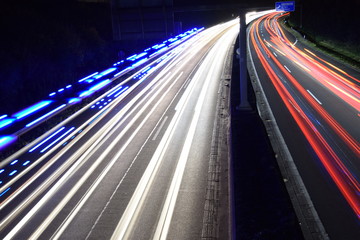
0 0 359 114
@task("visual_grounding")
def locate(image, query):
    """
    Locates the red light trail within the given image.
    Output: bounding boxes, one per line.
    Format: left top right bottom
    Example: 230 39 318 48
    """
250 12 360 219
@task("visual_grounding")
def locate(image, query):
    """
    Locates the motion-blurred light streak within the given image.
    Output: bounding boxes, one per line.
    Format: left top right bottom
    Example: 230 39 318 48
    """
250 12 360 219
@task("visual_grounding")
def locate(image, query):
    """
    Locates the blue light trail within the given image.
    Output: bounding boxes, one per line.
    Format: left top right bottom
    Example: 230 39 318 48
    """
68 98 81 104
88 79 111 92
0 188 10 197
0 118 16 129
0 136 17 149
79 90 93 98
23 160 31 166
135 52 148 59
0 26 204 152
12 100 53 120
114 67 132 77
10 160 18 165
132 58 148 68
93 68 117 79
127 54 138 61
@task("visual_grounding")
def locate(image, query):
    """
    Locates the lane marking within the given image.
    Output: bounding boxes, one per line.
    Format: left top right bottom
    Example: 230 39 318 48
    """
83 73 188 240
293 39 298 46
154 24 238 240
109 24 233 239
307 90 323 105
152 116 168 141
39 71 185 240
273 52 278 57
284 65 292 73
110 68 199 240
3 56 184 239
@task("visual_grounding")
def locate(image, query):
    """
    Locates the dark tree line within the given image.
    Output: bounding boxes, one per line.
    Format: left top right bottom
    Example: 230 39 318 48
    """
289 0 360 64
1 0 359 116
0 0 115 114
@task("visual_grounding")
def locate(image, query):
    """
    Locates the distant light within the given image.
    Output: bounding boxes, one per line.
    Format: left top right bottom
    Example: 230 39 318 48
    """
66 85 72 89
58 88 64 92
0 115 7 120
0 136 16 149
13 100 53 120
49 92 56 97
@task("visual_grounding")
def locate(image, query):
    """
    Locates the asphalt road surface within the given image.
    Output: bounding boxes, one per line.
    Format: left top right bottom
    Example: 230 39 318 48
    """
248 12 360 240
0 19 239 239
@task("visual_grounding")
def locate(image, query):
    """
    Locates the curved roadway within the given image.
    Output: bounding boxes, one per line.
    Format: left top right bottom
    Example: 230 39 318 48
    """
248 12 360 240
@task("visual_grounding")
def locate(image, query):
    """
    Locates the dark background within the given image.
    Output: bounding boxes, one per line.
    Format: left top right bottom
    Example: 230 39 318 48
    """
0 0 358 115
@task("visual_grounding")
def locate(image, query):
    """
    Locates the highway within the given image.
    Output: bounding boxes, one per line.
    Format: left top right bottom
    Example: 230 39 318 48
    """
248 12 360 239
0 20 238 239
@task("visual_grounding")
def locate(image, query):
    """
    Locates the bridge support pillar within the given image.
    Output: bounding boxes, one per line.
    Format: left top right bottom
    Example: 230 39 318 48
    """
237 10 251 110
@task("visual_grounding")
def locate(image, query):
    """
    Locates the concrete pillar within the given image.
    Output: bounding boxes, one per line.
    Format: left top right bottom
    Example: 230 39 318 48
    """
238 10 251 110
